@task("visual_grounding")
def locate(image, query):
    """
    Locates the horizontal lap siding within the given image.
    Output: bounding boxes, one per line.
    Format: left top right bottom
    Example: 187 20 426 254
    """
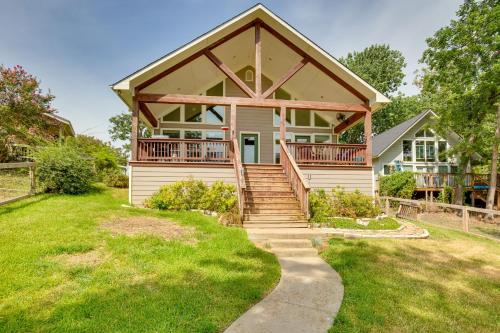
130 166 236 205
301 168 374 195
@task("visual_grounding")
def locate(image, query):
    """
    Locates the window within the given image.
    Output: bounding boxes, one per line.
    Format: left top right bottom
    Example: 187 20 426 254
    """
295 109 311 126
273 132 292 163
415 128 435 138
314 112 329 127
273 109 292 127
402 165 413 172
185 104 202 123
416 140 425 161
295 135 311 143
245 69 253 82
450 166 459 174
275 88 291 100
416 166 434 173
185 130 202 139
162 107 181 122
402 140 412 162
438 141 447 162
314 135 331 143
206 105 224 125
206 131 224 140
426 142 435 162
384 165 395 175
438 165 448 173
161 129 181 138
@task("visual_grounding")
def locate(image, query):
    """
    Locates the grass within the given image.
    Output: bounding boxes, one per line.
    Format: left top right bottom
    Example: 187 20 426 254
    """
322 222 500 333
0 169 31 202
323 217 400 230
0 185 280 332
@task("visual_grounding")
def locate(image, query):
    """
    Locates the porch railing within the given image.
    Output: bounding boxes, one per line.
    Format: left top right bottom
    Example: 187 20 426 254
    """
414 173 500 190
230 138 246 220
138 138 231 163
286 142 367 166
281 140 310 218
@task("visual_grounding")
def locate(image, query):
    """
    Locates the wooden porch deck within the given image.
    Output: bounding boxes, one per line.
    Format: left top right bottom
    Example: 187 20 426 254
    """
414 173 499 191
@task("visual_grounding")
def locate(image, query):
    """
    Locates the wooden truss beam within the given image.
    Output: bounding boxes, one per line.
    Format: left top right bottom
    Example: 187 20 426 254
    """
138 102 158 127
255 22 262 97
205 50 256 98
262 58 308 99
334 112 364 133
137 93 370 112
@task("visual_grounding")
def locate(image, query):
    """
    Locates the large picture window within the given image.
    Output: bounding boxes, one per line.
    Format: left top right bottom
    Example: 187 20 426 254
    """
402 140 412 161
438 141 447 162
295 109 311 127
206 105 224 125
162 107 181 122
185 105 202 123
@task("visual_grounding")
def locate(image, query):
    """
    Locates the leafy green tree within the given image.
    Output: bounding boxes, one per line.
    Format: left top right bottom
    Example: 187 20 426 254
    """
108 112 151 153
0 65 56 161
338 44 407 143
419 0 499 206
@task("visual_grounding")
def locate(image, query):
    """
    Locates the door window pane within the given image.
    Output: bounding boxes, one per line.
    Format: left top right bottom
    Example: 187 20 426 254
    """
426 141 435 162
162 107 181 122
185 131 202 139
161 129 180 138
438 141 447 162
185 104 202 122
314 112 329 127
416 141 425 161
295 109 311 126
206 105 224 125
403 140 412 161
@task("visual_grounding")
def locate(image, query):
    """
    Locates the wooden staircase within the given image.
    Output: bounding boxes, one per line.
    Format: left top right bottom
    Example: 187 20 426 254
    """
243 164 308 229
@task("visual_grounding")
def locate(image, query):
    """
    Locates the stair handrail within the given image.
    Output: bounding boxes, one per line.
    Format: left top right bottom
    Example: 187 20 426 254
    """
280 140 310 219
231 138 246 220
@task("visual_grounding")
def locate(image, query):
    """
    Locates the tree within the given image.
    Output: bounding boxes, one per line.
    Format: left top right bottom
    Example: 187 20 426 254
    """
338 44 407 143
419 0 499 206
0 65 56 161
108 112 151 153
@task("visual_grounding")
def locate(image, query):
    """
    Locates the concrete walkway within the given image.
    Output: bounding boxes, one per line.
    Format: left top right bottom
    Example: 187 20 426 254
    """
225 229 344 333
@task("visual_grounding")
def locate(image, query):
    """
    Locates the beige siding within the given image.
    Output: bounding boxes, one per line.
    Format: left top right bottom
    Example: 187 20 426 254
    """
301 168 374 196
130 166 236 205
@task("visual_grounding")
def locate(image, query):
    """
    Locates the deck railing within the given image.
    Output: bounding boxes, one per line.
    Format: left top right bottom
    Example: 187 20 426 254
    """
286 142 367 166
281 140 310 218
230 138 246 219
414 173 500 190
138 138 231 163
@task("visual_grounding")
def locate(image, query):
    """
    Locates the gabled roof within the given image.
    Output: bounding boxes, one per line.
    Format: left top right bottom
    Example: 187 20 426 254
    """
44 113 75 136
111 3 390 110
373 110 434 158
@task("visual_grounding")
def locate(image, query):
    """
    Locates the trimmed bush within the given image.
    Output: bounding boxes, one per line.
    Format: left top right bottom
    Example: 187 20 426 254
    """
145 178 207 210
309 187 380 220
200 181 237 213
379 171 416 199
103 169 129 188
35 144 94 194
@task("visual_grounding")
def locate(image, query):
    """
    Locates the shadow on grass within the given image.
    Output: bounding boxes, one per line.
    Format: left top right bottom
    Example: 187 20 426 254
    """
0 194 51 216
323 238 499 333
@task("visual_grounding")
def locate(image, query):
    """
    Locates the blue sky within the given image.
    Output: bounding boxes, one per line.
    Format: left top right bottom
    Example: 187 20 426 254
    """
0 0 462 143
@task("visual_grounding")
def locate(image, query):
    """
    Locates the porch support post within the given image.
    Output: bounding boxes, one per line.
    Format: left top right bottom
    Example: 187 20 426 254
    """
280 106 286 141
230 104 237 140
364 110 372 166
255 22 262 97
131 96 140 161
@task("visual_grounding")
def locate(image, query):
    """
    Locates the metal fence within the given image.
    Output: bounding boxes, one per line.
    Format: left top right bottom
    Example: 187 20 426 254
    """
0 162 36 206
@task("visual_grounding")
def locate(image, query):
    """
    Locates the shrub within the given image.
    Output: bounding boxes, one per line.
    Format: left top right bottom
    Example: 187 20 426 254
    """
103 169 129 188
438 185 454 203
145 178 208 210
309 187 380 220
200 181 237 213
35 144 94 194
309 189 334 223
331 188 381 218
379 171 416 198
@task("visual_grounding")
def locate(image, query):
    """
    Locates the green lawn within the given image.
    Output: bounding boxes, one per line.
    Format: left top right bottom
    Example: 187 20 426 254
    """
322 217 400 230
322 223 500 333
0 169 31 202
0 186 280 332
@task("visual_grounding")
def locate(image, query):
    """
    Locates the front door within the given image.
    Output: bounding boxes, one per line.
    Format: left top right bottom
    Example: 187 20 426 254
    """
241 133 259 163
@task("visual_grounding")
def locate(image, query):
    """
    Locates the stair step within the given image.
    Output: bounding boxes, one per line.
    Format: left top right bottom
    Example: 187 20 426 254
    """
245 179 289 185
269 239 313 248
246 197 298 203
246 192 294 197
246 185 292 191
245 170 284 175
244 214 305 221
271 247 318 257
244 222 309 228
244 163 282 168
244 208 302 214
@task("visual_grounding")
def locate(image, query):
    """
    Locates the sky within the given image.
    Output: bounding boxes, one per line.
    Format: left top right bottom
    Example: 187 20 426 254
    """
0 0 463 144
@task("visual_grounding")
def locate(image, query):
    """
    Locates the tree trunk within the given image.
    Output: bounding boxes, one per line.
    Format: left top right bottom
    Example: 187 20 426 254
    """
486 104 500 211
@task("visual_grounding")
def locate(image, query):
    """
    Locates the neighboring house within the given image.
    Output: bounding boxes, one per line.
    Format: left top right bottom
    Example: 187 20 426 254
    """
111 4 390 222
9 113 75 160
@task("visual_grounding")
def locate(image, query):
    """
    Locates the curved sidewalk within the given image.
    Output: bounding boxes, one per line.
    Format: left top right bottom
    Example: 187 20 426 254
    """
225 239 344 333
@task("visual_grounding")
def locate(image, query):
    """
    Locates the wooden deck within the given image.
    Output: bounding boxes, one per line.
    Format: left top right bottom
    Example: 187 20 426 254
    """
414 173 499 191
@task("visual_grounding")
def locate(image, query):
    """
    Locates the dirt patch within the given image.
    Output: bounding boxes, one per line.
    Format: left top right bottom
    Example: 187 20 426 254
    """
101 216 195 242
54 249 105 267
